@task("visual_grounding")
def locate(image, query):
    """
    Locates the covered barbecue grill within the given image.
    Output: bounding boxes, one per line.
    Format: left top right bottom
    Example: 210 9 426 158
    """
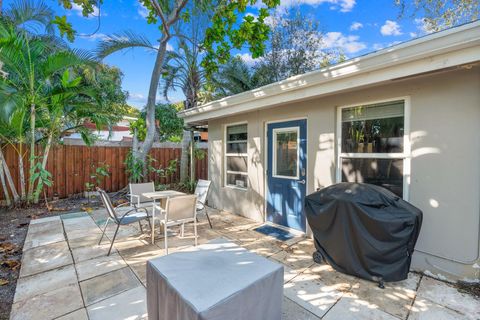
305 183 422 285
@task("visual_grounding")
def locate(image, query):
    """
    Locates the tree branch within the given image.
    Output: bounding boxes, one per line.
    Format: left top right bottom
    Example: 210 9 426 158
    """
149 0 170 36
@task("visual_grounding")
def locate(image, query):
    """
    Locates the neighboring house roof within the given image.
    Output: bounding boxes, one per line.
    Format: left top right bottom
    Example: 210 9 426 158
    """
179 21 480 125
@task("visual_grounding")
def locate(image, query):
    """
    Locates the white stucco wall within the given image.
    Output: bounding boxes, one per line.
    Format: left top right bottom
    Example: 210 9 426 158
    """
206 67 480 281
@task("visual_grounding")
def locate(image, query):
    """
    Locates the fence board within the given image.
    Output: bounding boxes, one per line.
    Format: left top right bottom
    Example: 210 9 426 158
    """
0 144 208 201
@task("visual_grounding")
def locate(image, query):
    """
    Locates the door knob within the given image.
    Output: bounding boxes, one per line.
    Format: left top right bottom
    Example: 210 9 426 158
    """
298 179 306 184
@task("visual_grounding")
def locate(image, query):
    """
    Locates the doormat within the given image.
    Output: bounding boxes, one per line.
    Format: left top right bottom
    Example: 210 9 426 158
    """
253 225 296 241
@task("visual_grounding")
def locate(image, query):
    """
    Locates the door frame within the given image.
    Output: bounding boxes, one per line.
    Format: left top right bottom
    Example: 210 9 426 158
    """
264 117 308 234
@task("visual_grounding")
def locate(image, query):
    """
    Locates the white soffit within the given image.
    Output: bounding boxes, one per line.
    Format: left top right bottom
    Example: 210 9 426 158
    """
179 21 480 124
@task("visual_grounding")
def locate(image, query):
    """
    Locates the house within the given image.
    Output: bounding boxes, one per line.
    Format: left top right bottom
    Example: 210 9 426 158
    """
64 116 137 143
179 21 480 282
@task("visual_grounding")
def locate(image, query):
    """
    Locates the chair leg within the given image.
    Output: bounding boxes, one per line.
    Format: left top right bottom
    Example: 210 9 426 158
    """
146 217 152 231
194 219 198 247
99 218 110 245
206 212 213 229
108 223 120 256
164 223 168 255
138 221 144 233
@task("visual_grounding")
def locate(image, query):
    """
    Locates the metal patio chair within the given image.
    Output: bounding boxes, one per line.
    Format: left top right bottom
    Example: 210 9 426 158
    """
157 194 198 255
97 188 152 255
128 182 155 209
194 179 212 228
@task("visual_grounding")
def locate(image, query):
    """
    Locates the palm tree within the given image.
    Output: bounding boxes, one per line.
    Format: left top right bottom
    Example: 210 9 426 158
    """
0 9 95 203
210 56 257 98
159 15 209 183
0 0 58 204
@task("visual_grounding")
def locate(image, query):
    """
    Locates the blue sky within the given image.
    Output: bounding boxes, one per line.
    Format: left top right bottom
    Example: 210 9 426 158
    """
5 0 432 109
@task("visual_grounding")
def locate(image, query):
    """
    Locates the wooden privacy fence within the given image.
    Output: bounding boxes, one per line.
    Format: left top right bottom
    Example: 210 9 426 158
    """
0 144 208 200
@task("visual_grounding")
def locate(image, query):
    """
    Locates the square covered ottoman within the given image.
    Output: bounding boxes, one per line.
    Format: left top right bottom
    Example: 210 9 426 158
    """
147 238 284 320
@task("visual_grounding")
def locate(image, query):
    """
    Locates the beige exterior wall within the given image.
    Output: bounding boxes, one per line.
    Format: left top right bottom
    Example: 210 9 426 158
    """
206 67 480 281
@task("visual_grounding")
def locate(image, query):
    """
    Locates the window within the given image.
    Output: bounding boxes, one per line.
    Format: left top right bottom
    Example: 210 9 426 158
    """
273 128 299 178
225 124 248 188
338 100 409 197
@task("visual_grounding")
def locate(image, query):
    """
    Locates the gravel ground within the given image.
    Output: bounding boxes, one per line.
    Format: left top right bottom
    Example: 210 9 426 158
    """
0 197 101 320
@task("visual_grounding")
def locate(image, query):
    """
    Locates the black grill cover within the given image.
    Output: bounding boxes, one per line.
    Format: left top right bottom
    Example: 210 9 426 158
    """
305 183 422 282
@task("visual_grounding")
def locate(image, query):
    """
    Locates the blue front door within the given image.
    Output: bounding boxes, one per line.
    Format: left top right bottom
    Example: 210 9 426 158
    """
266 119 307 232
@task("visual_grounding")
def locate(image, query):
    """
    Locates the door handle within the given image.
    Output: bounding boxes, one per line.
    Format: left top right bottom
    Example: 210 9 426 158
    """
298 179 306 184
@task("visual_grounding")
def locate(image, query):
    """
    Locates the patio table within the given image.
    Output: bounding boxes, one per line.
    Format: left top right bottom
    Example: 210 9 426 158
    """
147 238 284 320
142 190 186 244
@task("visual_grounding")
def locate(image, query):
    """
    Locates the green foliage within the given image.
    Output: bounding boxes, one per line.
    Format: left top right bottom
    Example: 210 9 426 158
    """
51 15 75 41
129 118 147 141
55 0 103 41
125 151 178 183
209 56 258 97
85 162 110 201
201 0 280 77
125 151 144 183
154 104 184 142
210 9 345 97
178 179 197 193
0 0 130 204
30 156 53 199
147 157 177 178
194 147 206 160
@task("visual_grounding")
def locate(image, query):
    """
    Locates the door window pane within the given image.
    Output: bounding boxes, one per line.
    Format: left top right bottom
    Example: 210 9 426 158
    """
226 173 248 188
341 158 403 197
275 130 298 177
341 101 404 153
226 156 248 172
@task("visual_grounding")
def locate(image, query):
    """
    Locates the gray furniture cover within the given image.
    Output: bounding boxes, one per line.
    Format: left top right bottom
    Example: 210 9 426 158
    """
147 238 284 320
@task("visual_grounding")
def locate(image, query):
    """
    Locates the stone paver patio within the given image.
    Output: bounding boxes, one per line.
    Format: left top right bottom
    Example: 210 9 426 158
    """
10 208 480 320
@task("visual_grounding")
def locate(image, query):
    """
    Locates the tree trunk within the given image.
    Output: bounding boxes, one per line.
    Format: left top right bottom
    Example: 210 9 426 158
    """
136 36 170 181
33 133 53 204
180 129 190 182
27 103 36 203
0 147 19 203
189 131 195 182
18 151 26 201
0 154 10 206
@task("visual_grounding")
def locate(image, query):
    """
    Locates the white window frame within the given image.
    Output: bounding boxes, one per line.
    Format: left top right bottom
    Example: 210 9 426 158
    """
224 122 248 190
336 97 411 200
272 127 300 180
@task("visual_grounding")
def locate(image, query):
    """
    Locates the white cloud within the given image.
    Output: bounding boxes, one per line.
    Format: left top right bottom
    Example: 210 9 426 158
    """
261 0 356 13
138 4 149 18
128 93 147 106
349 22 363 31
236 53 258 65
409 32 418 38
372 43 383 51
80 33 108 41
414 18 435 34
380 20 402 36
323 32 367 54
71 3 100 19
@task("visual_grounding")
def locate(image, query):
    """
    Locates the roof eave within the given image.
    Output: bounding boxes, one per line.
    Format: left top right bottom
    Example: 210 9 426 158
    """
179 21 480 124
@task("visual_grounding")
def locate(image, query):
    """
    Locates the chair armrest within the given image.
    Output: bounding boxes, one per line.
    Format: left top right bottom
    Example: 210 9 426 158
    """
117 206 150 223
115 202 131 209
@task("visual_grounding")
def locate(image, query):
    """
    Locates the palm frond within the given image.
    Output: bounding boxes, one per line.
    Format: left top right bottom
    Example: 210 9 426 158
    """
96 30 157 59
3 0 55 34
